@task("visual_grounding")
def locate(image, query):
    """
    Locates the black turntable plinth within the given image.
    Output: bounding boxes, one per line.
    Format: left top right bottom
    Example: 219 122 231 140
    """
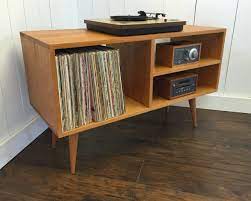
84 19 186 36
84 11 186 36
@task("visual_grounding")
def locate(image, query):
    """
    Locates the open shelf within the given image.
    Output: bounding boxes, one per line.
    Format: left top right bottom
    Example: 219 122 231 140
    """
63 96 148 137
151 86 216 110
153 58 221 77
63 86 216 137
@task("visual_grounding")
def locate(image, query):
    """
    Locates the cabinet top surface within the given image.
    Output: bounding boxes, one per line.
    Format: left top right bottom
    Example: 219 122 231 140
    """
21 25 226 49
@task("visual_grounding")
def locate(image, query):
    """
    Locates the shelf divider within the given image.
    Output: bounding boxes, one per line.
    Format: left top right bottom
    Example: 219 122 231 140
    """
152 86 216 109
154 58 221 77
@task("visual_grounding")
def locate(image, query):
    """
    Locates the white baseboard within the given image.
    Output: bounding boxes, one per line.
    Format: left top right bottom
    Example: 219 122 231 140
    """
0 116 48 169
175 94 251 114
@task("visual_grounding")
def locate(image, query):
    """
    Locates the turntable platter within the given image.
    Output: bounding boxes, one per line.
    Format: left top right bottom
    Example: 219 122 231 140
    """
111 15 147 21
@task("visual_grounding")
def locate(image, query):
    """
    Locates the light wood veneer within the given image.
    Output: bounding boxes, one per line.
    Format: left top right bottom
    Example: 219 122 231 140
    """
20 25 226 173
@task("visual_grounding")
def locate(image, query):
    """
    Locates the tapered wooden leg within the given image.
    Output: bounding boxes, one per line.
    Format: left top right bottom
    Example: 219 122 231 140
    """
162 106 170 126
189 98 198 128
69 134 79 174
51 132 58 148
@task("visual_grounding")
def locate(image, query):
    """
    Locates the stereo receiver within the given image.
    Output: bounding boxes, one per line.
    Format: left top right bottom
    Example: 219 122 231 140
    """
157 73 198 99
156 42 202 67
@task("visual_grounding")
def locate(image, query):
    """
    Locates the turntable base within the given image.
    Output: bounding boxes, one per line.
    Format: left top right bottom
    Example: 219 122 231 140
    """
84 19 186 36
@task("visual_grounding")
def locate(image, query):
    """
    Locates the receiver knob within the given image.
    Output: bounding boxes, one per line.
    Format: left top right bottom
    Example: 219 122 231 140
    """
189 48 199 61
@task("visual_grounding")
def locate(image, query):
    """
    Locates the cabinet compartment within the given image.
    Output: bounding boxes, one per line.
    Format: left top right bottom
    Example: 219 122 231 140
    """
156 73 198 100
62 41 155 136
54 41 154 135
153 32 224 77
152 64 220 105
156 42 202 67
111 40 154 107
171 32 225 60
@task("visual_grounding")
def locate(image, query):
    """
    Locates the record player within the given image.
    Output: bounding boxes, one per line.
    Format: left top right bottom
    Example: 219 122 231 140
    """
84 11 186 36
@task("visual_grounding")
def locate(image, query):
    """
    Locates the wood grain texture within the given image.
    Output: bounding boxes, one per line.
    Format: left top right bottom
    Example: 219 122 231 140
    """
0 107 250 201
20 26 226 173
20 36 62 136
157 35 226 83
156 73 198 100
51 132 58 148
152 86 216 109
21 25 226 139
69 134 79 174
112 40 153 107
156 43 201 68
197 65 220 89
189 98 198 128
156 43 174 66
63 87 216 137
154 58 221 77
20 25 226 49
63 97 148 137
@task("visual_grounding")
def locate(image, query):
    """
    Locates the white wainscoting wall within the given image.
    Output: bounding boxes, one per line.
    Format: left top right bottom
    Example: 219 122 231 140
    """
0 0 250 169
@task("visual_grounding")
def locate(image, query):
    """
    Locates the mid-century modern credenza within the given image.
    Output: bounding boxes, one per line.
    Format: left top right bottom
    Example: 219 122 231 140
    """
20 25 226 174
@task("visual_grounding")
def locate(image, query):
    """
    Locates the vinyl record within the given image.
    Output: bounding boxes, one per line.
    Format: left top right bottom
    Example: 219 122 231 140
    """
111 15 147 21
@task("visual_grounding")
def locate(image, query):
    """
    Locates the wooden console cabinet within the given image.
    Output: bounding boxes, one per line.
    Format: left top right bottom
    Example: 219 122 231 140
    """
20 25 226 174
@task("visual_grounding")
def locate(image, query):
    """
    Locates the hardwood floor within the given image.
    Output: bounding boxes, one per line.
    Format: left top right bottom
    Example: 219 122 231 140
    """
0 107 251 201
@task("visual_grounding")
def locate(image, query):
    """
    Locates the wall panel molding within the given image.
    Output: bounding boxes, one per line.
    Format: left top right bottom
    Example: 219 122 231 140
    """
0 0 27 135
194 0 239 95
23 0 52 30
224 0 251 98
0 84 9 143
125 0 164 14
93 0 110 18
109 0 125 16
78 0 93 27
50 0 79 29
7 0 36 122
164 0 197 25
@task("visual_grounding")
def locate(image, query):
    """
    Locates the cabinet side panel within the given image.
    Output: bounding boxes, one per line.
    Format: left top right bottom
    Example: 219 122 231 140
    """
21 36 62 136
156 45 173 66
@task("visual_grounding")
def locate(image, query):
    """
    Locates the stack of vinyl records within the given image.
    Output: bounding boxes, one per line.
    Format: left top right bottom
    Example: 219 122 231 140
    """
55 46 125 131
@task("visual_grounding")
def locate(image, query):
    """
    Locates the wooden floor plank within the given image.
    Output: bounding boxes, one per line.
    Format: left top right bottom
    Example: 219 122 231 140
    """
0 107 251 201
